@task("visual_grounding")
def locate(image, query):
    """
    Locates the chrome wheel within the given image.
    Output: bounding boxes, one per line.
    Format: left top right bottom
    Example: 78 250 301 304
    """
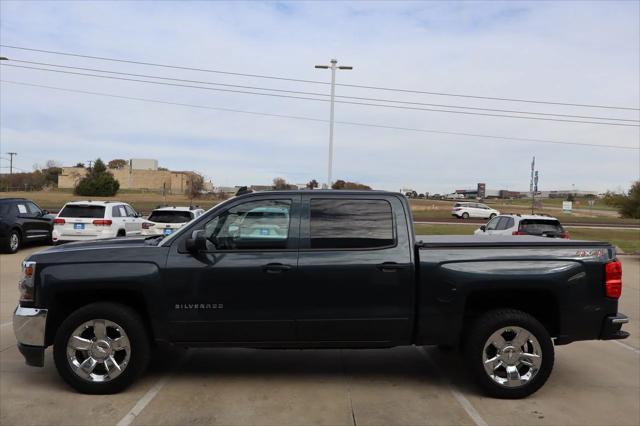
66 319 131 382
9 233 19 251
482 326 542 388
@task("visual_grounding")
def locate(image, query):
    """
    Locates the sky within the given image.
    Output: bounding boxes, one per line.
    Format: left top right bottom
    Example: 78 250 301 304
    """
0 0 639 194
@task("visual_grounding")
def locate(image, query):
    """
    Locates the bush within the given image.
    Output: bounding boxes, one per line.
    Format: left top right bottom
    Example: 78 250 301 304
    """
74 159 120 196
331 179 372 190
603 181 640 219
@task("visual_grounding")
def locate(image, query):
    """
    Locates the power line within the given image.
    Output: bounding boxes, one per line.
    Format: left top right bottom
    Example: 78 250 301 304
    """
6 59 638 123
2 63 638 127
1 44 638 111
2 79 638 151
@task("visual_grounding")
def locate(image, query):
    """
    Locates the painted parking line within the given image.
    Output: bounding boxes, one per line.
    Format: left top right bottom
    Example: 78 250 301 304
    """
116 351 191 426
612 340 640 355
416 347 488 426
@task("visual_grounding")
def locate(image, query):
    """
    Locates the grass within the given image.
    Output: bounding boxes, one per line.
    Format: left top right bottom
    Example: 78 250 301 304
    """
414 223 640 254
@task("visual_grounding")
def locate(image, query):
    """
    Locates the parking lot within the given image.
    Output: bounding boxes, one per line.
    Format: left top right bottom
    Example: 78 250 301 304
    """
1 245 639 426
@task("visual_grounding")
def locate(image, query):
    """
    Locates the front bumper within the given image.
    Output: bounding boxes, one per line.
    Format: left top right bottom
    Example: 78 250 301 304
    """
13 306 47 367
600 313 630 340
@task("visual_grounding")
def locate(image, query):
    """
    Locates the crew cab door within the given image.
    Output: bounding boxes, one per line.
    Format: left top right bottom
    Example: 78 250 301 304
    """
18 201 51 242
163 195 301 343
296 195 414 345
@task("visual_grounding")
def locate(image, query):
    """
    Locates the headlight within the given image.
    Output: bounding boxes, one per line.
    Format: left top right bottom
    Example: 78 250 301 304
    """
19 261 36 303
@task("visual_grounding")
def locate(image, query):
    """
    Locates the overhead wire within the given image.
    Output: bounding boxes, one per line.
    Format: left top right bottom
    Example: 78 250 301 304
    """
1 44 638 111
2 63 638 127
2 79 638 151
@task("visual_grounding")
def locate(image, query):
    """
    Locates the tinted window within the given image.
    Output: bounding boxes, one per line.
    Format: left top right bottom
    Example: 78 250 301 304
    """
310 199 394 249
112 206 122 217
496 217 511 230
148 210 192 223
26 202 43 216
519 220 564 235
124 205 137 217
205 199 291 250
0 203 12 216
16 203 29 214
59 205 105 218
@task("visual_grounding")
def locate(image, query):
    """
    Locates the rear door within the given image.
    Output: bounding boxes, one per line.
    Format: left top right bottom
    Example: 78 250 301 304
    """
123 205 142 234
296 194 414 345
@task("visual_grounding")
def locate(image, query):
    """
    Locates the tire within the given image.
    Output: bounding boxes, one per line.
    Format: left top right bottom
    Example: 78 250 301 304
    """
489 213 497 219
461 212 469 219
464 309 554 399
53 302 150 394
2 229 21 253
117 230 126 237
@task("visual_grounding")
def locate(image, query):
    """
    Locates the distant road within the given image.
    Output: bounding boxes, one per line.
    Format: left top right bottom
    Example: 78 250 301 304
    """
415 219 640 230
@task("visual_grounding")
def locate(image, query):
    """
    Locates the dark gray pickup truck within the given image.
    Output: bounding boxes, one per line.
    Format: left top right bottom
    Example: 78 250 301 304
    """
14 190 629 398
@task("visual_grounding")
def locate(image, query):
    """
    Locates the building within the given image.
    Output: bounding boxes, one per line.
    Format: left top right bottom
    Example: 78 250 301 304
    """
57 159 201 194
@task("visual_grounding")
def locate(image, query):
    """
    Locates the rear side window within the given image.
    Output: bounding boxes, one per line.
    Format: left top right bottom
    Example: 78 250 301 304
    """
309 199 394 249
112 206 122 217
519 220 564 235
58 205 105 218
148 210 192 223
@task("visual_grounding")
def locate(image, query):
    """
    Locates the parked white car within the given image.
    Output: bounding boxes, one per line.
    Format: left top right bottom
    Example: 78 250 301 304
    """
52 201 144 243
474 214 569 238
451 202 499 219
141 206 205 236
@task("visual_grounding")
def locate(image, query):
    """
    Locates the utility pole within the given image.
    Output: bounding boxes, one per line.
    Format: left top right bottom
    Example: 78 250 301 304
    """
530 156 535 214
315 59 352 188
87 160 93 169
6 152 17 175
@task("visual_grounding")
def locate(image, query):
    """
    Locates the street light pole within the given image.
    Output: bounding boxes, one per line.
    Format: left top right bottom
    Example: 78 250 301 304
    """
315 59 352 188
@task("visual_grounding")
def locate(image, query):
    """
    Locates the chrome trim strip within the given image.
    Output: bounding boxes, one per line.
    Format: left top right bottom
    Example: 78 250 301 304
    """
13 306 48 347
611 318 629 324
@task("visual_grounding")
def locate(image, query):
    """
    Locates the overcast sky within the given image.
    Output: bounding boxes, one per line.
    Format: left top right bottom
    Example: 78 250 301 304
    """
1 1 638 193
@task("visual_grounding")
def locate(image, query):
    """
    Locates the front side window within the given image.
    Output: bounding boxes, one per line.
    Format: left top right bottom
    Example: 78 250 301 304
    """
486 216 501 230
309 199 394 249
204 199 291 250
124 205 137 217
26 202 43 216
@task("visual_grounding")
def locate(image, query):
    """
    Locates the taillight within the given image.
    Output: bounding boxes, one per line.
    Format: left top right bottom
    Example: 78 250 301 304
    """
512 231 526 235
142 222 154 229
53 218 65 224
605 261 622 299
92 219 113 226
560 231 570 239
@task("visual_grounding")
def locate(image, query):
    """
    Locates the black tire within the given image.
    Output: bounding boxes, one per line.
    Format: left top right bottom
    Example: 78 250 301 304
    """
464 309 554 399
489 213 497 219
2 229 21 253
461 212 469 219
117 230 126 237
53 302 150 394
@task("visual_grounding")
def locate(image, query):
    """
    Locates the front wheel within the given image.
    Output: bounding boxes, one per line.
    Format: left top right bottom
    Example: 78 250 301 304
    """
464 309 554 399
53 302 150 394
489 213 497 219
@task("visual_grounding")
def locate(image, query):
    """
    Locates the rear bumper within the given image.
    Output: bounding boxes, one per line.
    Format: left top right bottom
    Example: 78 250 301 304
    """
600 313 630 340
13 306 47 367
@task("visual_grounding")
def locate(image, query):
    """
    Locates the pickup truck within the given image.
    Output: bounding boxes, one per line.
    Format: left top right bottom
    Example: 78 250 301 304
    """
14 190 629 398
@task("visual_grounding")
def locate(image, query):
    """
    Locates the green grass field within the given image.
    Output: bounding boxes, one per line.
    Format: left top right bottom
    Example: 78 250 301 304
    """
414 223 640 254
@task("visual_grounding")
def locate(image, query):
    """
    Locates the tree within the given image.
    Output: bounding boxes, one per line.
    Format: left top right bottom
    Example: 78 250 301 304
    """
306 179 319 189
186 172 205 199
108 159 128 169
41 161 62 187
604 181 640 219
74 158 120 196
331 180 372 190
74 162 85 168
273 177 294 190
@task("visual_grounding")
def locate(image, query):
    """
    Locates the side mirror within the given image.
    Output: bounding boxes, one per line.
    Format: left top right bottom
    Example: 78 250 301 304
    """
185 230 207 252
480 225 486 232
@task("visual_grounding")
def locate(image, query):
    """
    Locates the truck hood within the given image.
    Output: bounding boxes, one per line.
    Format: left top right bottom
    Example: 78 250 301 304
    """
28 236 166 262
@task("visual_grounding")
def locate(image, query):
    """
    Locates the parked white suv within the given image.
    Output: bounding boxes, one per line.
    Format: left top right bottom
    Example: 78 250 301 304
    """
451 202 499 219
474 214 569 238
141 206 205 236
52 201 144 243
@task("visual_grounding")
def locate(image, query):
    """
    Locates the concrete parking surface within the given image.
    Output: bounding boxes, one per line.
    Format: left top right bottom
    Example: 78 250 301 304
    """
1 245 639 426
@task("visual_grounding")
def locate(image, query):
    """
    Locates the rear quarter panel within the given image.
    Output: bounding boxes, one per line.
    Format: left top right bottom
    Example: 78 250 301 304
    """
416 245 617 345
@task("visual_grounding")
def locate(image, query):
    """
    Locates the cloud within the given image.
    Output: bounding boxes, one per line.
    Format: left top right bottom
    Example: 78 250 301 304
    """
1 0 638 193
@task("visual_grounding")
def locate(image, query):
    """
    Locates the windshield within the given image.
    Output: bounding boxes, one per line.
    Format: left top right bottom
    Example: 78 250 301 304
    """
148 210 192 223
519 220 564 235
58 205 105 218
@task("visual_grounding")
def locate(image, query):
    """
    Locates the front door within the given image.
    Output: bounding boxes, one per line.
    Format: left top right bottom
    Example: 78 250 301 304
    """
163 195 300 344
296 195 414 346
21 201 51 242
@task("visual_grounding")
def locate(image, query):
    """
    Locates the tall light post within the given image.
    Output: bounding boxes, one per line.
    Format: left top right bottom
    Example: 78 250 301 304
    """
315 59 352 188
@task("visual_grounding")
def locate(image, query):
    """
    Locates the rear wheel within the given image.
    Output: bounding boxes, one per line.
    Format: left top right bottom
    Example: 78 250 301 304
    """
3 230 21 253
464 309 554 399
53 302 150 394
117 230 126 237
489 213 497 219
461 212 469 219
